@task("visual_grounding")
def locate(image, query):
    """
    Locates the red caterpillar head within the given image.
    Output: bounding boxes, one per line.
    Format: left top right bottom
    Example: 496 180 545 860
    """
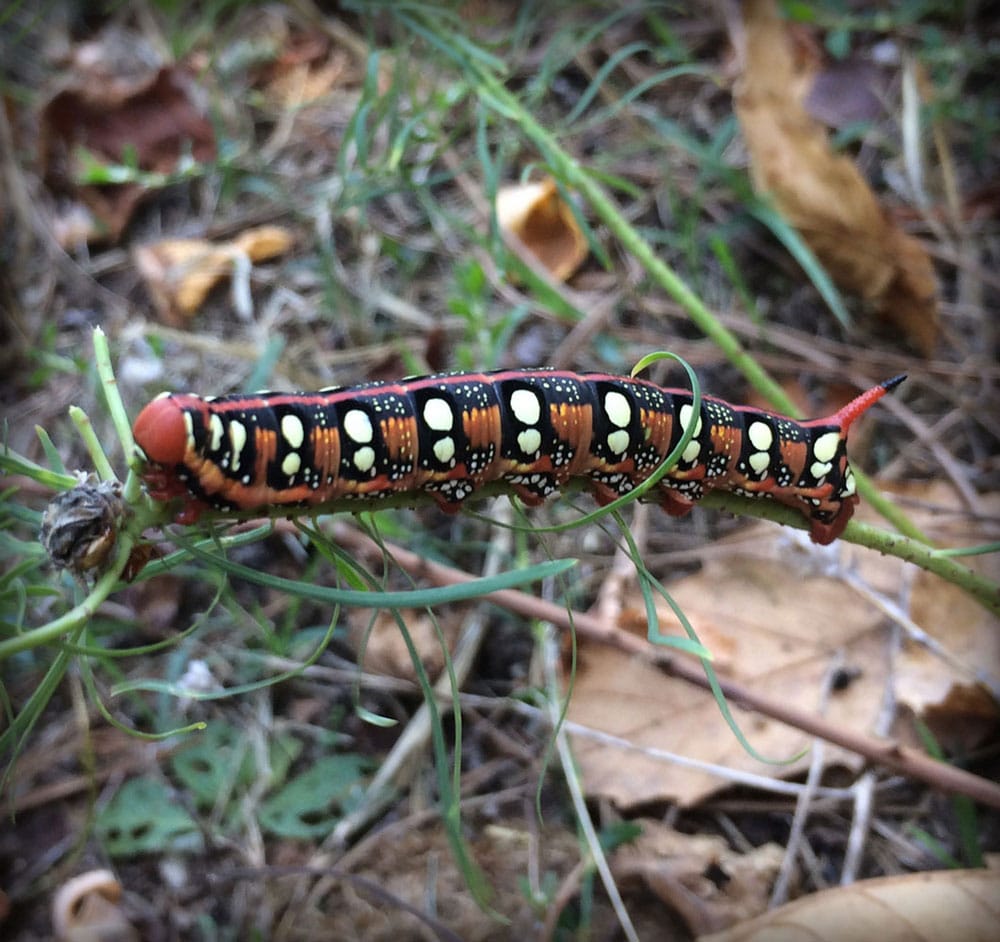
133 393 209 514
133 393 191 467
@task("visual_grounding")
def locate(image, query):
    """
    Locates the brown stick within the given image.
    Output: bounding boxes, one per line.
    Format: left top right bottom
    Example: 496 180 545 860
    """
331 521 1000 811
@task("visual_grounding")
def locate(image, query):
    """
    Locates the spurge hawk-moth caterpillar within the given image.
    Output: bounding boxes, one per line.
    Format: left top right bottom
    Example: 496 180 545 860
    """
132 369 905 544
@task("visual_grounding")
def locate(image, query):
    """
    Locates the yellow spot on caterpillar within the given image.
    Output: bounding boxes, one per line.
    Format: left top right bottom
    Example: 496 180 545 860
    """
603 391 631 428
678 403 702 437
209 414 225 452
354 446 375 472
433 436 456 464
344 408 374 444
608 429 630 455
510 388 541 426
281 414 305 449
811 460 832 480
228 421 248 471
813 431 840 463
682 439 701 464
747 420 773 452
281 452 301 476
422 398 454 432
518 428 541 455
842 468 856 496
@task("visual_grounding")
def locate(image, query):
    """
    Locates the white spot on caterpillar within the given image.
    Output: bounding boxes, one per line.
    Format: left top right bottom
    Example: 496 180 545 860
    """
518 428 542 455
281 413 305 449
282 452 301 477
682 438 701 464
423 397 454 432
608 429 630 455
678 403 702 436
747 420 773 452
813 431 840 463
209 414 225 452
228 421 248 471
749 451 770 474
604 390 631 428
433 436 456 464
842 468 856 496
354 446 375 473
343 408 374 444
810 460 832 480
510 388 541 426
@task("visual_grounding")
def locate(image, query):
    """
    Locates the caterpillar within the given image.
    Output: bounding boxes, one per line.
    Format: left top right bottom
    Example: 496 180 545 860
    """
132 369 905 544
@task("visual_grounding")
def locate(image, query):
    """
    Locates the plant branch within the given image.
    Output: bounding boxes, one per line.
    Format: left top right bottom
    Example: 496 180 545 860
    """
329 520 1000 811
701 492 1000 617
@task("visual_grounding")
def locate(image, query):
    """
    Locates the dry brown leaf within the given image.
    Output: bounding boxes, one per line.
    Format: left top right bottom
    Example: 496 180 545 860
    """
39 32 216 242
568 481 999 808
134 239 234 323
879 480 1000 755
698 868 1000 942
347 608 458 681
496 178 588 281
568 541 891 808
263 36 355 106
733 0 939 355
133 226 293 324
615 820 784 936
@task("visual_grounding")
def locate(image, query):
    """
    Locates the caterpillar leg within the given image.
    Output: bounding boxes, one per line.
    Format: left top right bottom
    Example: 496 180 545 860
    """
174 501 210 525
807 502 855 545
428 492 465 514
510 486 547 507
658 487 697 518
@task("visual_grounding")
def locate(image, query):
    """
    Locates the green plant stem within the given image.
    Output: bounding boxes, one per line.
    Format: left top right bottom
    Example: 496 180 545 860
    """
703 492 1000 617
69 406 115 482
0 329 161 663
0 530 136 661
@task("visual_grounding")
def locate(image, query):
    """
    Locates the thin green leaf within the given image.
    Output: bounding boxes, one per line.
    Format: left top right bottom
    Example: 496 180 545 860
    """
179 538 576 608
749 201 851 329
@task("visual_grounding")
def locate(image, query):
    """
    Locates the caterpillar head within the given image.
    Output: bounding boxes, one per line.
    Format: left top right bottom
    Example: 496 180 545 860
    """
132 393 208 511
133 393 192 467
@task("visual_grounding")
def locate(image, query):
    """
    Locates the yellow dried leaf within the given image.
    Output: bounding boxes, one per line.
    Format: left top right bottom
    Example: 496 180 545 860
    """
134 239 233 322
233 224 295 261
134 226 292 324
496 177 588 282
568 547 890 808
347 608 453 681
265 53 352 106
